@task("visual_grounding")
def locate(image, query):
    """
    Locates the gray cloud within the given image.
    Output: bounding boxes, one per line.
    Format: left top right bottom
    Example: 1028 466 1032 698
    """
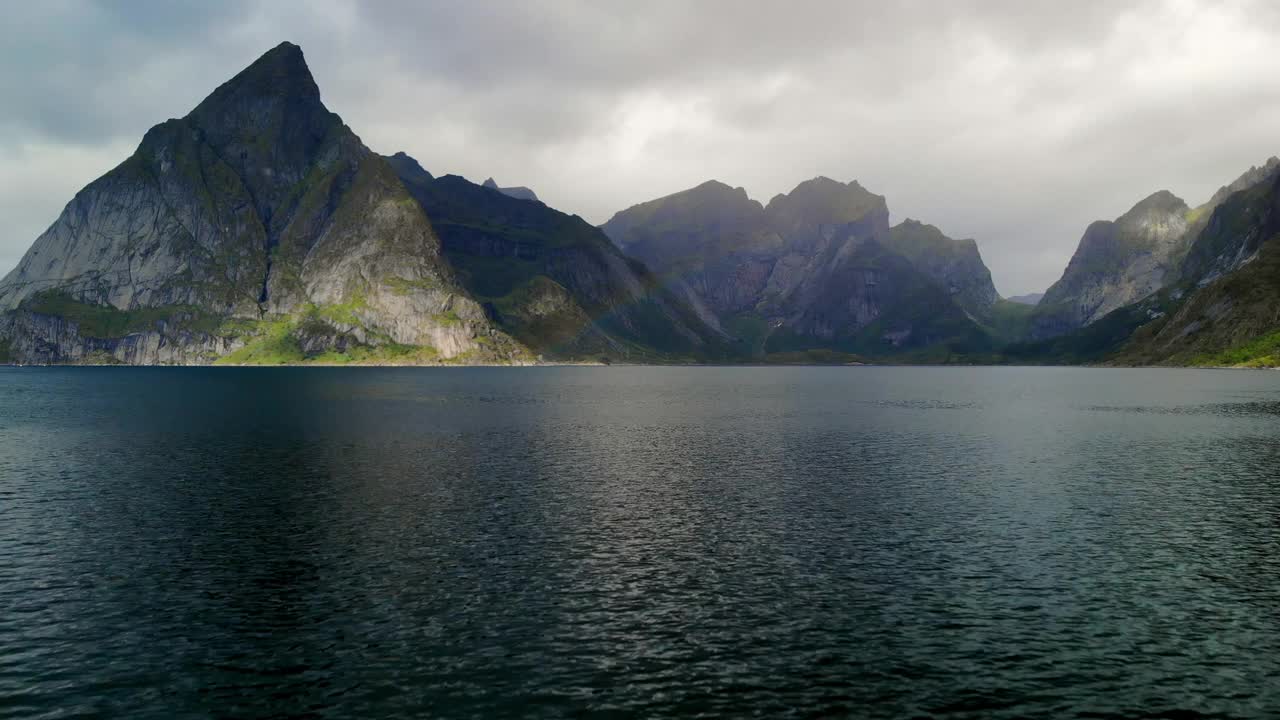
3 0 1279 295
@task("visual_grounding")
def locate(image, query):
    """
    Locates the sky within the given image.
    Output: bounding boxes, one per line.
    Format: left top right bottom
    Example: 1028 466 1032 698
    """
4 1 1280 296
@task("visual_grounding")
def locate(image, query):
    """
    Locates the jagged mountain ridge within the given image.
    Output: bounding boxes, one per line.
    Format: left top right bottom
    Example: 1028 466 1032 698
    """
601 178 999 358
385 153 728 360
482 177 540 202
1112 167 1280 365
1030 158 1280 340
1005 159 1280 366
886 219 999 319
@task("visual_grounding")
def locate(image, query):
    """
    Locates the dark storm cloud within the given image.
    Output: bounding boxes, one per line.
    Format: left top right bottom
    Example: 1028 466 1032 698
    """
3 0 1279 295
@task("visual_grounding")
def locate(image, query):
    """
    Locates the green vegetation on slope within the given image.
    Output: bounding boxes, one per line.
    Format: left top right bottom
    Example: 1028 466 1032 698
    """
981 299 1035 344
214 319 304 364
213 309 444 366
1189 330 1280 368
1004 292 1175 365
23 291 221 339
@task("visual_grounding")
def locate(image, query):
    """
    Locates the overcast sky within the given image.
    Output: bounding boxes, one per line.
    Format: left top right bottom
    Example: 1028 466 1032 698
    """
4 1 1280 295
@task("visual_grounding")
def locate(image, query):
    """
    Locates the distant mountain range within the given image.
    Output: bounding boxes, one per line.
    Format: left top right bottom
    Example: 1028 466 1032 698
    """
2 42 1279 367
601 180 1003 361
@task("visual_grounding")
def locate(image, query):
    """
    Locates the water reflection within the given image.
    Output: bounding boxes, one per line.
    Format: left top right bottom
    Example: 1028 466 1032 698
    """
2 366 1280 718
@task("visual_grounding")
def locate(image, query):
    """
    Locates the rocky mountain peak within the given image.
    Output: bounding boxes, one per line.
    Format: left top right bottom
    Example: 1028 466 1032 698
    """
480 176 539 202
766 176 886 227
190 41 322 123
888 219 997 316
386 152 433 183
1122 190 1188 219
181 42 351 240
1206 156 1280 209
1113 190 1190 246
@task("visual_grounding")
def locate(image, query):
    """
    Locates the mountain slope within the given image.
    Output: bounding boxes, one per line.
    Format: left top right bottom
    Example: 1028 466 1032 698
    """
886 219 999 319
386 154 728 361
482 177 539 202
602 180 780 320
1030 190 1191 338
1111 168 1280 366
1030 158 1280 341
602 177 995 359
1006 161 1280 366
0 43 527 365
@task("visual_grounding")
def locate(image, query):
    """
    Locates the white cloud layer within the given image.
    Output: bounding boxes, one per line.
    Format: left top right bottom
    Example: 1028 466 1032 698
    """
3 0 1279 295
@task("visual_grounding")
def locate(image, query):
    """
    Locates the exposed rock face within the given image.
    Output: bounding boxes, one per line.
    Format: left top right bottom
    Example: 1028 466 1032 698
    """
482 177 540 202
602 176 992 356
1179 167 1280 285
1110 168 1280 365
1031 159 1280 340
1006 293 1043 306
602 180 779 317
1031 190 1192 338
0 311 236 365
1007 157 1280 366
0 42 525 364
886 219 999 318
1203 157 1280 213
387 155 728 360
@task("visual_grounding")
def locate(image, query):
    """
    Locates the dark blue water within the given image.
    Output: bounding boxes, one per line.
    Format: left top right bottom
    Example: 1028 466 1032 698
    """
3 366 1280 718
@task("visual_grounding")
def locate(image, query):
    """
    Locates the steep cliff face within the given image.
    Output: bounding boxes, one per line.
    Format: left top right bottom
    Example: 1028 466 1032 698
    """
387 154 728 360
602 177 992 357
602 180 780 318
1005 159 1280 366
0 43 525 364
886 220 999 319
1031 190 1191 338
1178 167 1280 285
1111 168 1280 366
1030 158 1280 341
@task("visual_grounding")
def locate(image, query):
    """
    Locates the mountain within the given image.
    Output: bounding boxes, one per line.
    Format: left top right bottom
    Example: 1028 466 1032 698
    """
1029 190 1192 338
1006 158 1280 366
1111 167 1280 366
482 177 539 202
1 42 529 365
385 154 727 361
1006 293 1043 306
1029 158 1280 340
885 219 999 318
601 180 778 320
602 177 995 359
0 43 720 365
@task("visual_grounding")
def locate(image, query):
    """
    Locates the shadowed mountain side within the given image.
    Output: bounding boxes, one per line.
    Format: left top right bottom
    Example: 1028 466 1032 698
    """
602 177 996 360
386 153 730 361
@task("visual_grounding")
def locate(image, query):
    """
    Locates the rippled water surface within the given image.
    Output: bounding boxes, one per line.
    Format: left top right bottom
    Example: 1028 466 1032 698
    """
3 366 1280 718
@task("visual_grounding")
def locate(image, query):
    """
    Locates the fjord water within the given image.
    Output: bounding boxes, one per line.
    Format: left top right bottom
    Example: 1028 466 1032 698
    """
3 367 1280 718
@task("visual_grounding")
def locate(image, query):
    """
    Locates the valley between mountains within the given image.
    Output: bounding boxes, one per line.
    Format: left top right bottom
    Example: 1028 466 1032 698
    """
3 42 1279 368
